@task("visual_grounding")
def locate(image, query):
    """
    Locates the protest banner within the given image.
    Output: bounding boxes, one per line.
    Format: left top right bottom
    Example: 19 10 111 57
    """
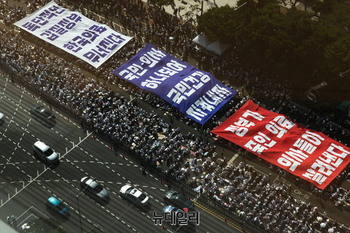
212 100 350 189
14 1 132 68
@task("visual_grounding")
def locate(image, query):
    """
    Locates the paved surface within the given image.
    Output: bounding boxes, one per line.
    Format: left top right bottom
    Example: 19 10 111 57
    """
0 75 241 233
2 0 350 231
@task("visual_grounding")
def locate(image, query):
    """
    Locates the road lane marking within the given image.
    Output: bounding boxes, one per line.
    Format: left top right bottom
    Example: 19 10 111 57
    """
194 201 243 232
0 131 93 208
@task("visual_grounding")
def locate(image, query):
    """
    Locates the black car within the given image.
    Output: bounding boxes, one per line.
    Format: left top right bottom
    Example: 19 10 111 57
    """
163 190 194 210
30 105 55 126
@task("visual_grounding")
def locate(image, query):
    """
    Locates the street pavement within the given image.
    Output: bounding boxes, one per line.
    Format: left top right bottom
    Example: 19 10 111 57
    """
2 0 350 231
0 73 242 233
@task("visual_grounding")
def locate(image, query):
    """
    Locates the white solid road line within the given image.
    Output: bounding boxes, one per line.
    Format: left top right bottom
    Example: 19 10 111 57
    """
0 131 93 208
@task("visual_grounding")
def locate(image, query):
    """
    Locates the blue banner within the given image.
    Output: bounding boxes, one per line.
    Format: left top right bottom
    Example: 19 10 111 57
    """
112 43 238 124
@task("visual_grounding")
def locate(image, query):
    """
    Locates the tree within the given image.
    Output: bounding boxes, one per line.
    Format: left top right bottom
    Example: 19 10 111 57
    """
290 0 318 11
197 5 237 43
324 36 350 74
308 0 350 81
196 0 350 88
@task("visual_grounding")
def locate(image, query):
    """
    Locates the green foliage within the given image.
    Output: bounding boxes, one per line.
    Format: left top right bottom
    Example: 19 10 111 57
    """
197 6 237 42
324 36 350 74
196 0 350 85
148 0 174 7
295 0 318 11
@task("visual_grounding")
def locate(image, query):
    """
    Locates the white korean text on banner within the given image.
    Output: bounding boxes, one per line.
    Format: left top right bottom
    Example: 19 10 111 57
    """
211 100 350 189
14 1 132 68
112 43 238 124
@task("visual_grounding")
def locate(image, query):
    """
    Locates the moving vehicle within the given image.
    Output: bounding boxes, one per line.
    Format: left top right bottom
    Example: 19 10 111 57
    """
163 190 194 210
80 176 109 199
46 196 68 215
30 105 55 126
33 141 59 163
120 184 149 206
0 112 4 125
163 205 188 225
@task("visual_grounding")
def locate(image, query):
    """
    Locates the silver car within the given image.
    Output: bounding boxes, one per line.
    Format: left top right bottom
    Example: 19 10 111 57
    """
80 177 109 199
32 141 58 163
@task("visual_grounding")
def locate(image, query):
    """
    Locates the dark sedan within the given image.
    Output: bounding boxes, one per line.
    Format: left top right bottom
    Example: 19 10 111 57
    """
163 190 194 210
30 105 55 127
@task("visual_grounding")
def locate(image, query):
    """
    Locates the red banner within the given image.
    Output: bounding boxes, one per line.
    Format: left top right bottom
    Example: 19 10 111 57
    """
211 100 350 189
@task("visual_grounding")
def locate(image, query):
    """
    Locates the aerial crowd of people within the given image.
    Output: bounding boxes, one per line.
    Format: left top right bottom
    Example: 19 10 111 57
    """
1 0 350 232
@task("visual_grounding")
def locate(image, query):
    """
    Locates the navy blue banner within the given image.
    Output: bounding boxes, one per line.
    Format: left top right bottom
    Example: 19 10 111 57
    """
112 43 237 124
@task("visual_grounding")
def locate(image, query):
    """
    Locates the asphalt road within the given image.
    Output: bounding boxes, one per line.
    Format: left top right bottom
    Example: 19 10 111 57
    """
2 0 350 231
0 73 241 232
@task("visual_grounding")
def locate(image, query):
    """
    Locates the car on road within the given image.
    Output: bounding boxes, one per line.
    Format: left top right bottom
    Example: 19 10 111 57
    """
163 205 188 225
30 105 55 126
46 196 68 215
80 176 109 199
163 190 194 210
33 141 59 163
120 184 149 206
0 112 4 125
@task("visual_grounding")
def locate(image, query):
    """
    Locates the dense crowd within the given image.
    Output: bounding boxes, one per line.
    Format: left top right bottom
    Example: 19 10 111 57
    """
0 0 26 26
194 161 349 232
1 0 350 232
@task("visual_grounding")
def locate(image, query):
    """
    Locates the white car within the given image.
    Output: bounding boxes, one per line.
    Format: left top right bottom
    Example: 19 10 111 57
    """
0 112 4 124
32 141 58 163
120 184 149 206
80 177 109 199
